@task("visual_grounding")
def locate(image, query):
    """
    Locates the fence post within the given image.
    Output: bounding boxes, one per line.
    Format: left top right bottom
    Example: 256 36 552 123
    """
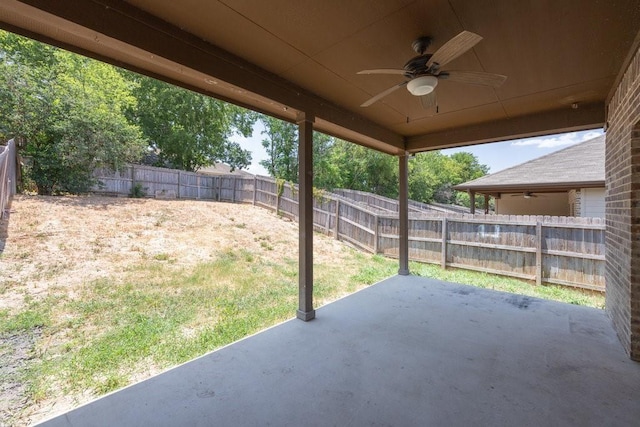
334 200 340 240
217 177 222 201
253 176 257 205
177 171 181 199
197 175 201 200
374 214 380 253
536 221 543 285
131 164 136 195
232 177 236 203
325 203 331 235
441 217 448 269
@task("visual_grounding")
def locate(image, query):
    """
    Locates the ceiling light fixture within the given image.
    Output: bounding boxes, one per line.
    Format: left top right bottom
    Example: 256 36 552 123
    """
407 75 438 96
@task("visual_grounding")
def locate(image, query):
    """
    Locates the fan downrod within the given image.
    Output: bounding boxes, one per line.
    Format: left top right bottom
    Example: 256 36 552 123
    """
411 36 432 55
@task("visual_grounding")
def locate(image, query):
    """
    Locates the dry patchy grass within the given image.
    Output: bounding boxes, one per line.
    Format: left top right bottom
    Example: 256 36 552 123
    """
0 195 396 426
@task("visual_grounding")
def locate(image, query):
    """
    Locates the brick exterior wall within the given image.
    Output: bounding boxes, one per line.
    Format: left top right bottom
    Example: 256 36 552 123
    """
606 43 640 361
568 189 581 216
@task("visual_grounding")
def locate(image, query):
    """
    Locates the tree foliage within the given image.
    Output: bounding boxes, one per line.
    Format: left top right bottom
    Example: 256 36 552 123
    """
0 30 260 195
259 116 298 181
257 116 489 205
409 151 489 205
126 75 256 172
0 31 146 194
325 140 398 197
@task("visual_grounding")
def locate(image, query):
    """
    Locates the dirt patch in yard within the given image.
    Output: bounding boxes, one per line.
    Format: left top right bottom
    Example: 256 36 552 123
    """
0 195 365 426
1 195 347 312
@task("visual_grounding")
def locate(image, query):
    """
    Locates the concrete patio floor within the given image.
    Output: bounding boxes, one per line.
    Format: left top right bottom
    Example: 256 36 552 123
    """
39 275 640 427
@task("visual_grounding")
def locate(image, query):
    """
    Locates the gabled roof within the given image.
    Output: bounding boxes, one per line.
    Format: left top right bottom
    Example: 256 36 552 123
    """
454 135 604 193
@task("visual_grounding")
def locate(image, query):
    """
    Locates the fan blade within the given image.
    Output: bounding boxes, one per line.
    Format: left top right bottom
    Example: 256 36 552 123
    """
420 91 437 109
357 69 406 75
442 70 507 87
361 81 407 107
427 31 482 68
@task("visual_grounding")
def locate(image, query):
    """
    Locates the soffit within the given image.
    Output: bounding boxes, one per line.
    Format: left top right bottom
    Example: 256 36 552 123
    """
0 0 638 153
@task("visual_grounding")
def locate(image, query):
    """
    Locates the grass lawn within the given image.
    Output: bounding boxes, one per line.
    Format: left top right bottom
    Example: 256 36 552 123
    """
1 253 604 409
0 196 605 425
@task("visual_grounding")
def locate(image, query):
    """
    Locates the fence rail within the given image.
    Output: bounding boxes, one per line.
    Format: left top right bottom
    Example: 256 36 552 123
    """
0 139 17 219
93 164 605 291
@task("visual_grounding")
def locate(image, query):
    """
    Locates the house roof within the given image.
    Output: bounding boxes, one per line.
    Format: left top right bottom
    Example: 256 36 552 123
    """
0 2 638 154
199 163 253 176
453 135 605 193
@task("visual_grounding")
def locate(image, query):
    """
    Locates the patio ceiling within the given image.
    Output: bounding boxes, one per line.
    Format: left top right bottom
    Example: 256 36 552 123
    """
0 1 639 154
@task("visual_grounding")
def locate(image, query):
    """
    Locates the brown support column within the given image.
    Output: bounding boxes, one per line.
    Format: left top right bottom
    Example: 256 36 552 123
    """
469 191 476 214
296 112 315 321
398 153 410 275
484 194 489 214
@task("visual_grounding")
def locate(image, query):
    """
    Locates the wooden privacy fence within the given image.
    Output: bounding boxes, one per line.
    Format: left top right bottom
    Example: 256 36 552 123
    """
377 215 605 291
333 188 468 215
93 165 605 291
93 164 254 202
0 139 17 219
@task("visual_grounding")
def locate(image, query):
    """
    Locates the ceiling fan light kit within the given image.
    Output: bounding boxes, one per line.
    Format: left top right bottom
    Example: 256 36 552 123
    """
407 75 438 95
358 31 507 109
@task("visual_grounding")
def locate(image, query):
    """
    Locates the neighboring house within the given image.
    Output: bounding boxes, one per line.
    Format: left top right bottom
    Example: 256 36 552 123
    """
199 163 254 176
453 135 605 217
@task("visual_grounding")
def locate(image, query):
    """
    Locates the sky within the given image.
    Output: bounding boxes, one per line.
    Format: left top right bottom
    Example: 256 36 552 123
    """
233 122 604 176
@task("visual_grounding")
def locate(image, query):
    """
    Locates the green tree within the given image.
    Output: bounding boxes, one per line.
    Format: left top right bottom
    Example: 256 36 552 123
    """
311 132 340 190
407 151 489 205
126 75 256 172
0 31 146 194
328 140 398 197
259 116 299 181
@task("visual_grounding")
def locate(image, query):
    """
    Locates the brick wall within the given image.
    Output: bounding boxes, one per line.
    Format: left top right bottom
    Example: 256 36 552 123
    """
568 189 581 216
606 43 640 360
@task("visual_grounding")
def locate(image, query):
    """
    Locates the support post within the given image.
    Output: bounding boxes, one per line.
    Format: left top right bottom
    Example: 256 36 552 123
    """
398 153 410 275
536 221 543 285
484 194 489 214
296 112 315 321
469 191 476 214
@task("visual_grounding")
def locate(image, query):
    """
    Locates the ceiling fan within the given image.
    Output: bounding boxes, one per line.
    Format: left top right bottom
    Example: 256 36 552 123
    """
510 192 542 199
357 31 507 109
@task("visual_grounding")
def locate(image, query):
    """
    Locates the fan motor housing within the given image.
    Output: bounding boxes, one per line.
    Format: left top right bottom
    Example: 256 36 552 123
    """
403 55 432 77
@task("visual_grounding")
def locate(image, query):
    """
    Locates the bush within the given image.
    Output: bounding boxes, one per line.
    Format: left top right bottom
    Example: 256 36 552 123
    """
130 183 146 198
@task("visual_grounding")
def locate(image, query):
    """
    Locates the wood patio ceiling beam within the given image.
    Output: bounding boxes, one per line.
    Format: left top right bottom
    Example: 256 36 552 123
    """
406 102 605 153
4 0 405 154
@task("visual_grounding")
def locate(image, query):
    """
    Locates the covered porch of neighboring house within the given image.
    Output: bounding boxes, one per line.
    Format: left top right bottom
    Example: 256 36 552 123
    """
456 135 606 217
38 275 640 426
